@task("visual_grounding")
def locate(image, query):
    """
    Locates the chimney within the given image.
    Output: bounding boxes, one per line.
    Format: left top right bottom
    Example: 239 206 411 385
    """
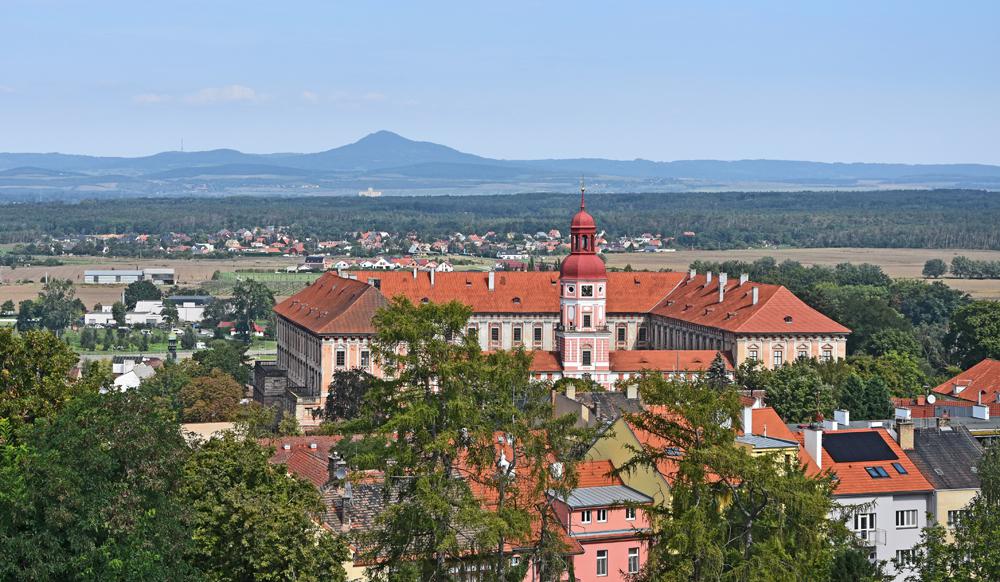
689 268 697 279
706 271 713 285
822 419 839 431
626 384 638 400
488 271 495 291
742 406 753 435
804 426 823 469
739 273 749 286
718 273 727 303
565 384 576 401
430 269 436 287
337 267 344 278
751 287 759 305
894 407 912 421
833 409 850 426
895 418 914 450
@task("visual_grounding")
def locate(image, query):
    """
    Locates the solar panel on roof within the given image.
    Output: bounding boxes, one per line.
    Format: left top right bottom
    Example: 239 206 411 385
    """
823 432 898 463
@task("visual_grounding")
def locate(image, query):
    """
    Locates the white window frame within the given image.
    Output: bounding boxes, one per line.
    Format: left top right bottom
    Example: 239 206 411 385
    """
628 547 640 574
822 349 833 362
625 506 636 521
596 549 608 577
596 508 608 523
773 350 783 367
748 349 758 361
335 350 346 367
896 509 918 529
947 510 966 527
580 510 591 524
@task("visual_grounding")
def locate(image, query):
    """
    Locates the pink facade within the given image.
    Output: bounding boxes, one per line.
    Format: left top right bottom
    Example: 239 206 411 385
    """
555 503 650 581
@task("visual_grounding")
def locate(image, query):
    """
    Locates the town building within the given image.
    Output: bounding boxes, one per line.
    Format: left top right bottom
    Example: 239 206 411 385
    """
907 422 983 542
83 267 175 285
796 422 933 581
258 190 849 425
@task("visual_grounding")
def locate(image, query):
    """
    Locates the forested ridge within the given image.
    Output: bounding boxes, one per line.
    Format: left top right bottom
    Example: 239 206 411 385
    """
3 189 1000 249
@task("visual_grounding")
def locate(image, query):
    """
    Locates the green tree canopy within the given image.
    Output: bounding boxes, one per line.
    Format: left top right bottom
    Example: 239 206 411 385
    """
123 279 162 309
231 279 275 340
191 340 250 384
921 259 948 279
948 301 1000 368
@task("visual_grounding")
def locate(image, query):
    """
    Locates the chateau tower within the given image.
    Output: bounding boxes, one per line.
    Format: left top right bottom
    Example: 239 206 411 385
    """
557 182 611 379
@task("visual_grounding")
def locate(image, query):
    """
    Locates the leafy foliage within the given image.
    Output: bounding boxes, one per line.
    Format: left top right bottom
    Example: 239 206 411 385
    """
123 280 162 309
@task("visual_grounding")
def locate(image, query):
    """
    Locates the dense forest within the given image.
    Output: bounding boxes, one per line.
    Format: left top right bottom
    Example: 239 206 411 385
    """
3 189 1000 249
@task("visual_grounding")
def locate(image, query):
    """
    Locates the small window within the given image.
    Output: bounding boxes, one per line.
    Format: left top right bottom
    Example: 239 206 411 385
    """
336 350 346 367
628 547 640 574
822 349 833 362
854 512 876 532
947 510 966 527
596 508 607 522
581 285 594 297
360 350 370 369
896 549 914 566
582 350 592 367
490 327 500 342
533 326 543 343
892 462 908 475
625 507 636 521
773 351 783 367
748 350 758 361
582 314 592 328
580 510 591 524
596 550 608 577
896 509 917 529
513 326 522 343
637 327 647 342
617 326 626 342
875 466 890 478
510 556 521 567
797 350 808 360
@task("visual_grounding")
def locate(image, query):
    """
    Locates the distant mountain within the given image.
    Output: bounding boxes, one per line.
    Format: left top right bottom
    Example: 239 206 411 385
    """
1 130 999 200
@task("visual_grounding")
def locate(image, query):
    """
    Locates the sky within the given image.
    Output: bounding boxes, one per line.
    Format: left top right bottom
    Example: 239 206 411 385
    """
1 1 998 163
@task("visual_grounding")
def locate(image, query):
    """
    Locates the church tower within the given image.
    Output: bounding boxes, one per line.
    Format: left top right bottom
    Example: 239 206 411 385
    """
557 181 611 381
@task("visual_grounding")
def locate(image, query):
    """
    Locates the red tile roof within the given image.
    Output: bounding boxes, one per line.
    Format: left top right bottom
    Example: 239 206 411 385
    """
273 275 387 335
262 436 341 489
795 429 932 496
931 358 1000 403
609 350 732 372
575 460 621 488
651 275 850 335
528 350 563 372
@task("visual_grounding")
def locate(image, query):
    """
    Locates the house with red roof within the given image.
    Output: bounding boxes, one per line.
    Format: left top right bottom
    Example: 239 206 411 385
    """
795 422 932 580
931 358 1000 405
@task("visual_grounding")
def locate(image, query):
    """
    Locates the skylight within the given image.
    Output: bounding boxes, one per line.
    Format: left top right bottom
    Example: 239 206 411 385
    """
865 466 891 479
892 462 908 475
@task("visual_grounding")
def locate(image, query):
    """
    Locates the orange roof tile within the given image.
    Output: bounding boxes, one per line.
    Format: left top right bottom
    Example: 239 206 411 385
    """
653 275 850 334
529 350 563 372
273 274 387 335
931 358 1000 403
575 460 621 488
795 429 933 496
609 350 732 372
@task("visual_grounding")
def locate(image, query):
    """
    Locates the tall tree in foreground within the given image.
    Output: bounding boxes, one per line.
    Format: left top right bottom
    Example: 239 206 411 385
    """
180 434 348 582
618 374 855 582
231 279 275 340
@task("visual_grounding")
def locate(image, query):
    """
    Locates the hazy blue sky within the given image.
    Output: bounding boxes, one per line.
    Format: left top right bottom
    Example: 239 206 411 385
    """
1 1 997 163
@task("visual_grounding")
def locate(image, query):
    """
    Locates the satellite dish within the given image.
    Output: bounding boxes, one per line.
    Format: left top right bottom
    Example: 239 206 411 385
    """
926 394 936 404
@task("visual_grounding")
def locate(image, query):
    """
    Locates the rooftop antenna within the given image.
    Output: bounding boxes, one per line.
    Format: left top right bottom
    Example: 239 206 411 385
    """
579 176 586 210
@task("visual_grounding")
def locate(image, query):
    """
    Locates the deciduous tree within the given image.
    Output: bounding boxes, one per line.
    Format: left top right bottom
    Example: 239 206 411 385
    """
179 368 244 423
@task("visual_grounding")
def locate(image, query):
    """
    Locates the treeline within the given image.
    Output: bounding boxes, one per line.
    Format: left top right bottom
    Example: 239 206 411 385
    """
949 255 1000 279
4 189 1000 249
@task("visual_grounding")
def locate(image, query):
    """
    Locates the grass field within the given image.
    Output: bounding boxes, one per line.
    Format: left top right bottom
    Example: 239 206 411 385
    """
604 248 1000 298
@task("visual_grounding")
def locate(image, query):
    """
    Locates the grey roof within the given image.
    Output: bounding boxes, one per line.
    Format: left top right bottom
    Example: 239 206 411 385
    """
166 295 213 304
85 269 143 276
909 426 984 490
736 434 799 450
576 392 644 422
555 485 652 509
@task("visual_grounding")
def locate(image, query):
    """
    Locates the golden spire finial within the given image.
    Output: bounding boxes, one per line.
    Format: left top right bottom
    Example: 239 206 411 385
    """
579 176 586 210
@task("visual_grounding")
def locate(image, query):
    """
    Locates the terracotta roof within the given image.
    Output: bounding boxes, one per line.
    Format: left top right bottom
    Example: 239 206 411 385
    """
931 358 1000 403
609 350 732 372
795 429 932 496
350 270 685 314
273 274 387 335
575 460 620 488
263 435 341 489
529 350 563 372
652 275 850 334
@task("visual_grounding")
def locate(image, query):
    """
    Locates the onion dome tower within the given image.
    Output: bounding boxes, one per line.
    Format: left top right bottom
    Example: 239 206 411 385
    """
557 180 611 381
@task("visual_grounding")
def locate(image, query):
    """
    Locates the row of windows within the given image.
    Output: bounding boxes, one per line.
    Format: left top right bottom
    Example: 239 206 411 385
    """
580 507 636 523
853 509 919 532
595 548 640 576
747 348 834 366
335 349 371 369
471 325 547 345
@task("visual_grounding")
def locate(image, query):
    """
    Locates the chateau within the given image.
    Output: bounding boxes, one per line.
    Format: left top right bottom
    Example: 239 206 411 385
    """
256 189 850 425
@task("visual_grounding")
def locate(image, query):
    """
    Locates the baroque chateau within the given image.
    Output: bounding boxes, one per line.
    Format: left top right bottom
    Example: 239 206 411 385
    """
257 189 850 425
